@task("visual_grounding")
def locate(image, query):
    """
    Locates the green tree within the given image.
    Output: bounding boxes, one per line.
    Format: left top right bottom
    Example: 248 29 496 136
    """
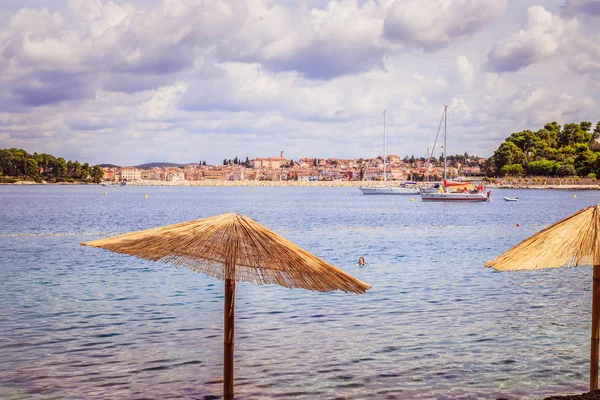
494 142 525 171
55 158 67 181
26 158 39 178
590 122 600 151
556 162 577 177
593 156 600 179
500 164 523 177
72 161 83 179
526 160 556 176
581 121 592 132
558 123 592 148
91 165 104 183
574 144 597 176
594 122 600 141
507 130 538 154
81 163 91 180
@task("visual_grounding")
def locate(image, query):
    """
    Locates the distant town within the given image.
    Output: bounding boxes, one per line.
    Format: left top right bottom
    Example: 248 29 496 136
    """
101 151 486 183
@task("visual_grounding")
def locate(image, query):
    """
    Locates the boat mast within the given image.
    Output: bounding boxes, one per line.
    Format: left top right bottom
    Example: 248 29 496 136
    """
383 110 387 182
443 105 447 182
425 146 430 182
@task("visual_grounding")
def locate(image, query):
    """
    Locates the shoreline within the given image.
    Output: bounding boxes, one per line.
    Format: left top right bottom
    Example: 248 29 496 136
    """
3 180 600 190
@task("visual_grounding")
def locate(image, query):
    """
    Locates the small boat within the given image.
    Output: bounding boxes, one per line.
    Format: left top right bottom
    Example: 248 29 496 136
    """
419 106 490 203
120 181 127 186
360 181 420 195
421 190 491 202
503 197 519 202
359 111 419 195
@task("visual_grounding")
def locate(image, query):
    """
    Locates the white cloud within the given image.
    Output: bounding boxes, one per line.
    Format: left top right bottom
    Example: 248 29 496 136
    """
0 0 599 165
139 82 188 119
218 0 386 79
487 6 578 72
383 0 507 50
456 56 475 87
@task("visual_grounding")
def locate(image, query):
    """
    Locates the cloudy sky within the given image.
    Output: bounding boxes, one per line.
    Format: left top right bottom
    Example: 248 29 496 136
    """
0 0 599 165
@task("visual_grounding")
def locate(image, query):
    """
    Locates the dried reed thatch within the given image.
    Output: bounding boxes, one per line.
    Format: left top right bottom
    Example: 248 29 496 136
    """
485 205 600 271
82 212 370 399
484 204 600 391
82 212 370 294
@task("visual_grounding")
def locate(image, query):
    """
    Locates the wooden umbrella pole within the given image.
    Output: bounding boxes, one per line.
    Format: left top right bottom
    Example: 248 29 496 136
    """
224 278 235 400
591 265 600 391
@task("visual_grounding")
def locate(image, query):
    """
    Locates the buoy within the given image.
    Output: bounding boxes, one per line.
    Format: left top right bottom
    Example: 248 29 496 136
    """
249 189 252 192
144 195 148 198
516 223 520 227
104 191 107 195
573 194 577 198
344 192 347 195
410 197 414 202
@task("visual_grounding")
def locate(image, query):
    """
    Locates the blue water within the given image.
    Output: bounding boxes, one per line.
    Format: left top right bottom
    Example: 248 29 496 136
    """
0 185 598 399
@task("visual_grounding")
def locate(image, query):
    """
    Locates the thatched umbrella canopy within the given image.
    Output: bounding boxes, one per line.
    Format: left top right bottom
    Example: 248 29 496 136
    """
82 212 370 399
485 204 600 390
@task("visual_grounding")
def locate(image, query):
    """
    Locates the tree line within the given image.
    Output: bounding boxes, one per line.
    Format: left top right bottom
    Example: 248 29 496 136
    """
0 148 104 183
489 121 600 177
223 157 251 167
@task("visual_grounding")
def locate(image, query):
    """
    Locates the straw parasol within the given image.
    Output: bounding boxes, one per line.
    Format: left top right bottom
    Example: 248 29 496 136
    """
81 212 370 399
485 204 600 391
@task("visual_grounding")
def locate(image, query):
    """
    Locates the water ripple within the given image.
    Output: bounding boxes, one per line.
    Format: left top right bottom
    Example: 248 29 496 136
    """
0 186 596 399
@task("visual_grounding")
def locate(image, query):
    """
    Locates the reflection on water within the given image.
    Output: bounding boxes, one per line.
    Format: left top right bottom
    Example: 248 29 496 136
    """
0 185 595 399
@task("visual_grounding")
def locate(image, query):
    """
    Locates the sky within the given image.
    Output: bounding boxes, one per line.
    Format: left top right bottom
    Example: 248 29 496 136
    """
0 0 599 165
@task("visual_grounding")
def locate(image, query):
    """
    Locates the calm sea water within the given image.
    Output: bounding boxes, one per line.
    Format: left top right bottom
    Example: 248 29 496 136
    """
1 185 599 399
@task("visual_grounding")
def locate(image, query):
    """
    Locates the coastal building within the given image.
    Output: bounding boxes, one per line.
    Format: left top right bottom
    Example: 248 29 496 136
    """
297 172 311 181
203 169 228 180
166 168 185 181
251 156 287 169
364 167 382 181
121 167 141 181
389 168 408 181
231 168 245 181
140 170 153 180
277 170 289 181
101 167 119 181
91 153 484 184
460 166 483 176
184 165 202 181
244 170 258 180
149 167 163 180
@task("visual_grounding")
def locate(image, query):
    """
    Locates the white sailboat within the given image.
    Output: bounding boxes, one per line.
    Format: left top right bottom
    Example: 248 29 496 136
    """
420 106 491 202
359 111 420 195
